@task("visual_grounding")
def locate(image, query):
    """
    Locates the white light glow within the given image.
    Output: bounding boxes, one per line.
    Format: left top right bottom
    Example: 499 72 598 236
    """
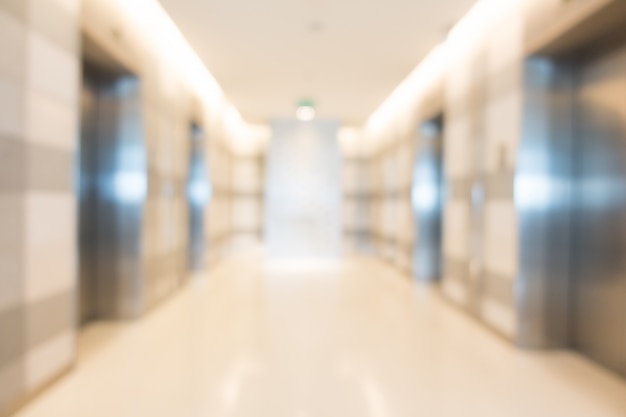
220 359 262 412
109 0 262 151
362 0 527 154
365 44 448 141
362 377 389 417
296 106 316 122
338 127 366 157
113 171 147 203
114 0 222 106
230 124 271 156
412 183 439 212
412 184 439 212
412 164 440 212
447 0 521 45
515 174 552 210
188 181 211 205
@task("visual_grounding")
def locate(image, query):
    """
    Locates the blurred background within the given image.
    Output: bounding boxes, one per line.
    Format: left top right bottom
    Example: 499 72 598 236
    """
2 0 626 416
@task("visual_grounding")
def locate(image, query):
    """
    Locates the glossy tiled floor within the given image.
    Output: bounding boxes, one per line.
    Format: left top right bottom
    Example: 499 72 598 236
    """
14 257 626 417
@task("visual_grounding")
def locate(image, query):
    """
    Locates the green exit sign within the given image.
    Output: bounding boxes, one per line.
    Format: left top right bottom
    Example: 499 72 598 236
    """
297 99 315 109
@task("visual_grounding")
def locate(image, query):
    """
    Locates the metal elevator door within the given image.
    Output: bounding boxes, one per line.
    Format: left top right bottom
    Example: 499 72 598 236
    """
411 117 444 282
572 40 626 376
78 59 145 325
78 71 100 326
187 123 210 271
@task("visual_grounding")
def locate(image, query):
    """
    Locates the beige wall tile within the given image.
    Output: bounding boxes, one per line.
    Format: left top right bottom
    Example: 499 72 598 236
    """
444 118 472 179
0 74 24 138
0 9 26 81
25 89 77 151
486 7 523 76
26 291 74 350
0 359 24 412
27 143 73 191
0 195 23 256
396 201 414 243
0 0 27 22
0 306 24 369
445 55 474 104
25 329 74 391
0 254 21 312
54 0 81 17
344 200 372 231
232 159 261 194
153 199 167 255
232 197 261 231
26 32 78 105
485 91 522 173
481 298 517 338
23 193 74 248
524 0 607 49
381 199 395 238
342 163 359 193
23 193 76 303
29 0 79 53
484 201 518 278
0 136 26 191
443 277 467 306
443 202 469 259
342 200 356 229
156 116 175 177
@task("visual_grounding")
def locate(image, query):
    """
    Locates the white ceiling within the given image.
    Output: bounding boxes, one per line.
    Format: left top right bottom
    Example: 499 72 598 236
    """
159 0 477 125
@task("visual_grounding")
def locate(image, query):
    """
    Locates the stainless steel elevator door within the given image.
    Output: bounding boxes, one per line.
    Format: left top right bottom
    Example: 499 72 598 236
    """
412 118 444 282
573 41 626 376
78 59 145 324
188 124 210 271
78 75 100 326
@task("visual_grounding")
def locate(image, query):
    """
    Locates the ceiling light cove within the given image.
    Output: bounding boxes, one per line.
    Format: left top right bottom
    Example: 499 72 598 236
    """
158 0 479 124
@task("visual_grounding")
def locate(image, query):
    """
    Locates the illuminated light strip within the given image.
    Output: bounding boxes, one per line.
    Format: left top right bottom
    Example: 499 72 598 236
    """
111 0 222 103
364 0 525 149
108 0 260 147
365 44 448 138
338 127 364 156
445 0 522 55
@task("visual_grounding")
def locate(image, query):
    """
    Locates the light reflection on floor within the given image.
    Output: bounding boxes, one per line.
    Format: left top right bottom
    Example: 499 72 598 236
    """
14 257 626 417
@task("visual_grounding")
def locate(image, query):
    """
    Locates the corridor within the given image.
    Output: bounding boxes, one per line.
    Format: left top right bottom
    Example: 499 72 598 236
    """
14 258 626 417
5 0 626 415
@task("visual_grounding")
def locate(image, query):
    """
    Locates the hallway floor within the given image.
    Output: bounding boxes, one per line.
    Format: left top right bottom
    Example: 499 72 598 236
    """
14 257 626 417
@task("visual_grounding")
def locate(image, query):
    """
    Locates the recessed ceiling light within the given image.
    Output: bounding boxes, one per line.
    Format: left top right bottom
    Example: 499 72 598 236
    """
296 99 316 121
296 106 316 122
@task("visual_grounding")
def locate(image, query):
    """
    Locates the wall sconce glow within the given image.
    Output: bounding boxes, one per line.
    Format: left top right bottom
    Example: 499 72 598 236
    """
296 99 316 121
